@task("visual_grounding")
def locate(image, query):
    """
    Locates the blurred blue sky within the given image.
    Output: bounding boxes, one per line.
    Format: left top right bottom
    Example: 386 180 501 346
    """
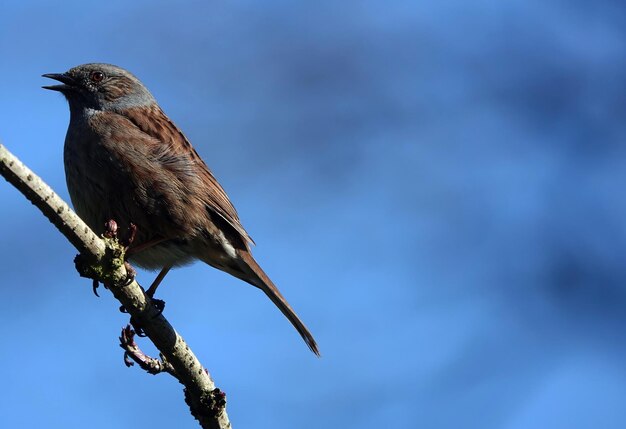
2 0 626 428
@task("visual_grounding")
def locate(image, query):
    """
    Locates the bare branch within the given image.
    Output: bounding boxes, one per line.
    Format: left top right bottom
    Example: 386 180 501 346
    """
0 144 104 258
0 143 232 429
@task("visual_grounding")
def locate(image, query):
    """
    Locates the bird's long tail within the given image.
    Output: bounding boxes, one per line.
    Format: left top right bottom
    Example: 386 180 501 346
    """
233 249 320 356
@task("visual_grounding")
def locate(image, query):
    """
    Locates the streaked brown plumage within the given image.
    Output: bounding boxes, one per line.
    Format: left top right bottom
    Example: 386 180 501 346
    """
43 63 319 356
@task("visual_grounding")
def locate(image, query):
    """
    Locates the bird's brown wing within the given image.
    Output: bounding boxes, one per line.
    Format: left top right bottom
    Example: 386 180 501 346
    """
116 107 318 354
122 105 254 247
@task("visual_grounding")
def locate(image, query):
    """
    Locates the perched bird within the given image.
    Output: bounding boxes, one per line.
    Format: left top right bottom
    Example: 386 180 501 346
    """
43 63 319 355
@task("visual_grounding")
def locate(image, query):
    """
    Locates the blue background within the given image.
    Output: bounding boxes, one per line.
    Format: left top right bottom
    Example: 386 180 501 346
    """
2 1 626 428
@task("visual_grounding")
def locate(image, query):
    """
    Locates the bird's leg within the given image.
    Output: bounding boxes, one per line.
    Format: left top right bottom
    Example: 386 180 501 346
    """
146 265 172 298
114 223 170 324
122 266 171 335
138 266 172 320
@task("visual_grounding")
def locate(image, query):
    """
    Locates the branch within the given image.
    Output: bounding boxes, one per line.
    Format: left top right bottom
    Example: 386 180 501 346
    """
0 143 232 429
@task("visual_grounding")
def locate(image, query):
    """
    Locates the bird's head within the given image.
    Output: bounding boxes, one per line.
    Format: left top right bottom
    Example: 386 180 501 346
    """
43 63 155 113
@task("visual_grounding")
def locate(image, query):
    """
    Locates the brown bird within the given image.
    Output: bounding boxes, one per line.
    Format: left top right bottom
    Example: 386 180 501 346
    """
43 63 319 355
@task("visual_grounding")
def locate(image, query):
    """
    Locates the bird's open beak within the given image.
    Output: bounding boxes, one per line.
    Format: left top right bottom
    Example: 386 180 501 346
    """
42 73 76 92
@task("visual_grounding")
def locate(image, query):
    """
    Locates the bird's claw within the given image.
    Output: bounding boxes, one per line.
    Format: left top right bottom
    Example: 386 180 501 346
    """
151 298 166 317
130 317 148 337
120 295 166 336
123 261 136 286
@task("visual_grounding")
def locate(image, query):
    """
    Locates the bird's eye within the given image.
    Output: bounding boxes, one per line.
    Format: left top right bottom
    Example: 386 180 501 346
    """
90 71 105 83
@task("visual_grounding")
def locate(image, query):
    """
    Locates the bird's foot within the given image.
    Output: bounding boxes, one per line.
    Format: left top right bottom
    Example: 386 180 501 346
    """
91 279 110 297
123 261 136 286
120 295 166 336
150 297 166 316
118 296 165 314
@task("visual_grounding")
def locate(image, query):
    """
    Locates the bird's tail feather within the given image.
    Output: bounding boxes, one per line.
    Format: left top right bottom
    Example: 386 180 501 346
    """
233 250 320 356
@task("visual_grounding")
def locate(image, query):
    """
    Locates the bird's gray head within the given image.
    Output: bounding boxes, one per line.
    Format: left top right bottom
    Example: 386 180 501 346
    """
43 63 156 113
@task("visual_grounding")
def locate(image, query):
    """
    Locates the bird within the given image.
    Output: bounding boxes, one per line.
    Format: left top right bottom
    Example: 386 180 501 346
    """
43 63 319 356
